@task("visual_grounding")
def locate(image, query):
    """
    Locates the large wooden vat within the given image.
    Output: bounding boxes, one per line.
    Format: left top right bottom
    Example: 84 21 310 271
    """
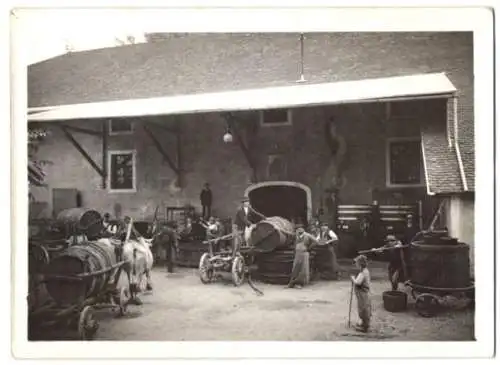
56 208 103 239
255 248 316 285
44 240 117 305
249 216 295 253
409 240 471 289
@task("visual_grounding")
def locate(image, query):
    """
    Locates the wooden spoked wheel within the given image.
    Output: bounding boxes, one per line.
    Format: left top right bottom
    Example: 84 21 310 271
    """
199 253 214 284
78 306 99 340
118 287 130 316
29 244 50 273
415 293 440 318
231 255 245 287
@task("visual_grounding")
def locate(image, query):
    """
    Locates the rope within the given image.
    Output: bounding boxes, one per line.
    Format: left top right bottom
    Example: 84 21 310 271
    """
247 272 264 296
243 249 264 296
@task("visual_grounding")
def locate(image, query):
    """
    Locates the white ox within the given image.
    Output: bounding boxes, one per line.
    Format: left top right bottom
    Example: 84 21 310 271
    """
97 219 154 305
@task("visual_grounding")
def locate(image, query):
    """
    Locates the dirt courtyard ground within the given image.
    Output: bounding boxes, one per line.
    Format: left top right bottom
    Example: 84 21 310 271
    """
80 261 474 342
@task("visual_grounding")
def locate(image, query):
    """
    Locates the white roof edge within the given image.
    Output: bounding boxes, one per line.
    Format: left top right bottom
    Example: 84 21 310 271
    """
28 73 457 122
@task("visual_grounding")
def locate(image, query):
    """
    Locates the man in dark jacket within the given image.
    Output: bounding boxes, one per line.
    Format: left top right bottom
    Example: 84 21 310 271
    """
373 234 406 290
200 183 213 220
234 197 266 242
153 221 178 273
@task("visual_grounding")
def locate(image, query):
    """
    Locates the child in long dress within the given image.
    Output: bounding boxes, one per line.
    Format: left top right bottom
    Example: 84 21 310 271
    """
350 254 372 332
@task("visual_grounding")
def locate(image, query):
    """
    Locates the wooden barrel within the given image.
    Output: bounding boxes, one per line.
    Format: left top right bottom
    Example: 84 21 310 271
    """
255 248 316 285
175 239 206 268
249 216 295 253
56 208 103 239
44 240 117 305
410 240 471 289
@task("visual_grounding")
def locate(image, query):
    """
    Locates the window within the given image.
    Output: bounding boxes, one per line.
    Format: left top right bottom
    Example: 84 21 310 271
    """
260 109 292 127
108 150 136 192
109 119 134 135
386 138 424 187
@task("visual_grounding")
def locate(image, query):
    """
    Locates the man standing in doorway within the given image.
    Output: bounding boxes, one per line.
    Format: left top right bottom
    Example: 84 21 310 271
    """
200 183 213 220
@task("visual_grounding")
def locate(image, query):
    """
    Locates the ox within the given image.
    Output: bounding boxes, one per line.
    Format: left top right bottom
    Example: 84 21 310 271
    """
64 216 155 306
116 218 154 305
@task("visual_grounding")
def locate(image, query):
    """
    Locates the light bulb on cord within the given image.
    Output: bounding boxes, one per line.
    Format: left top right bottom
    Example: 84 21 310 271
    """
223 131 233 143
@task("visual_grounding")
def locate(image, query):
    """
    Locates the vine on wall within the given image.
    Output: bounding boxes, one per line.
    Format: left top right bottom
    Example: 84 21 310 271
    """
28 127 52 201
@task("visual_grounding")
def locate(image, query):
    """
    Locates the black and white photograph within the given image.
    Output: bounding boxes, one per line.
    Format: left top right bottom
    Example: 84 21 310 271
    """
9 3 495 361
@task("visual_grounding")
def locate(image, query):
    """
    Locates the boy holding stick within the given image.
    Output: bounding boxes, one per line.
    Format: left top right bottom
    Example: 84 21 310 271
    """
350 254 372 333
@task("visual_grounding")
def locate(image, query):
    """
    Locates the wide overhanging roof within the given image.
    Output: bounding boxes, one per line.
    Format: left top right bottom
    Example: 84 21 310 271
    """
28 73 456 122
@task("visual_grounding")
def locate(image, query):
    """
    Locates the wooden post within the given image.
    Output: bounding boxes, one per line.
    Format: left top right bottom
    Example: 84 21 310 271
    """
102 120 109 189
176 119 183 188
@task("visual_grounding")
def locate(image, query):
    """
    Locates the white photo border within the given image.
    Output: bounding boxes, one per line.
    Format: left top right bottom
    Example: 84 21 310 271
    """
8 1 496 361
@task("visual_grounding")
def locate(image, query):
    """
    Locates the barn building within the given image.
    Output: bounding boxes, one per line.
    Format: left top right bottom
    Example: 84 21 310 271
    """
27 32 474 270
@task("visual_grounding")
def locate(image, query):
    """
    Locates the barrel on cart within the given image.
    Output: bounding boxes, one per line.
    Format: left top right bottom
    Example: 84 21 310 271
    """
406 231 474 317
55 208 104 239
44 240 121 305
249 216 296 253
29 238 129 340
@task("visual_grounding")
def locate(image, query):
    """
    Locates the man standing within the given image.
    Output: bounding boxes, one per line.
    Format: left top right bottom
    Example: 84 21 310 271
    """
200 183 213 220
153 221 178 274
315 221 341 280
287 224 318 289
373 234 406 291
234 197 266 243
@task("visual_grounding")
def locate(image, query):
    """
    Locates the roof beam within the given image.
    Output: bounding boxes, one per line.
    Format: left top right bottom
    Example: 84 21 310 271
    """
60 126 104 177
143 123 180 175
60 124 102 137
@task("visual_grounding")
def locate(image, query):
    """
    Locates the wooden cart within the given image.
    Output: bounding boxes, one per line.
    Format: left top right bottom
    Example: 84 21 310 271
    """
198 232 246 287
29 260 130 340
360 240 475 318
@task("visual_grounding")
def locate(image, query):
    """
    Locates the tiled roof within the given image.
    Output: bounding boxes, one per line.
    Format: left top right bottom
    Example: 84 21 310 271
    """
421 123 464 194
28 32 474 193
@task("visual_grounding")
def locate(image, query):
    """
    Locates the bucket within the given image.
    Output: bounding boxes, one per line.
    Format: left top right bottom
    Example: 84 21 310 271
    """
382 290 408 312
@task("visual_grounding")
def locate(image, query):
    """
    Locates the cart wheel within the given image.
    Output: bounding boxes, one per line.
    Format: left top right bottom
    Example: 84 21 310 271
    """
231 255 245 287
78 306 99 340
29 244 50 272
415 293 440 318
118 287 130 316
199 253 214 284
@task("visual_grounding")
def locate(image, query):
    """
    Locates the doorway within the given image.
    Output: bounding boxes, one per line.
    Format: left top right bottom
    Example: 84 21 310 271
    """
245 181 312 225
